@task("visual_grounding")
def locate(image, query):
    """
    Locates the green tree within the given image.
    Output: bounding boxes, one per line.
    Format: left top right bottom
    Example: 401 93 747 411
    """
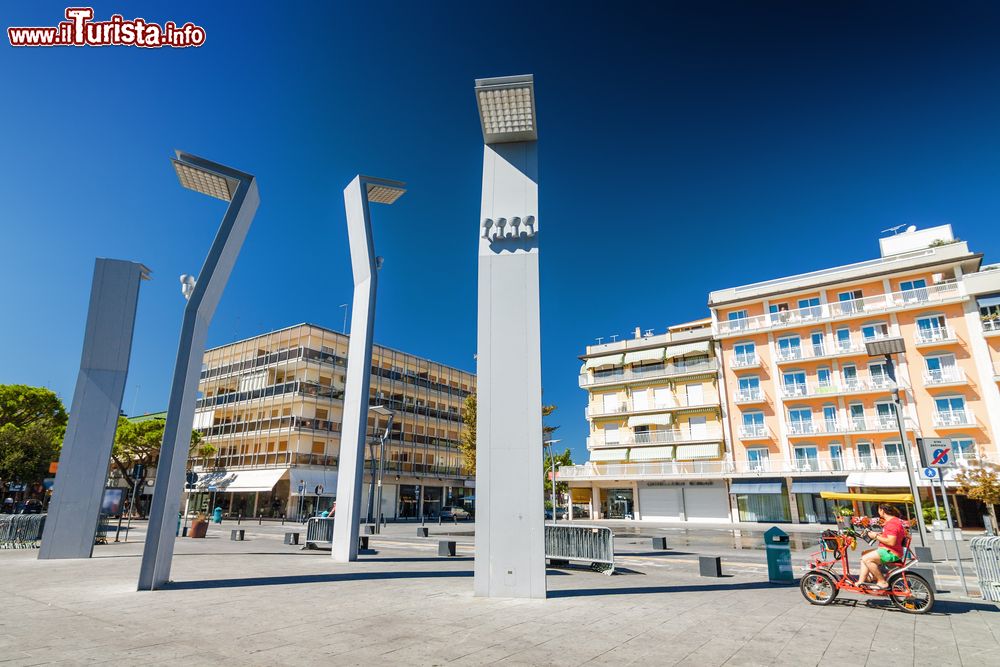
543 447 574 505
112 417 210 493
459 393 477 474
956 459 1000 528
0 385 68 485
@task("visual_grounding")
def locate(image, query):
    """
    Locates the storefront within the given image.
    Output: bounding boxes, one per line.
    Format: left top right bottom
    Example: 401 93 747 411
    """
729 478 791 523
638 480 730 522
601 487 634 519
791 478 847 524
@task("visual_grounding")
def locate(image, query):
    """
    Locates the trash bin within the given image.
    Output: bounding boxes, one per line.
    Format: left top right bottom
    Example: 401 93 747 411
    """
765 526 794 584
212 507 223 524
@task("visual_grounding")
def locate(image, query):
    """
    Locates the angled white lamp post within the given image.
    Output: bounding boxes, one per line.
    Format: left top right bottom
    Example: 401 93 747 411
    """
137 151 259 591
473 74 546 599
39 258 149 560
332 175 405 563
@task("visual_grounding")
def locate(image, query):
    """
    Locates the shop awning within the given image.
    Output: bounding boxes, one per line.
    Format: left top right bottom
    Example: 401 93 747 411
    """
977 294 1000 307
589 448 628 462
628 414 671 427
193 468 286 493
624 348 665 364
665 340 711 359
629 446 674 462
820 491 913 503
791 479 849 494
729 479 784 495
290 468 338 496
585 354 624 370
674 443 720 459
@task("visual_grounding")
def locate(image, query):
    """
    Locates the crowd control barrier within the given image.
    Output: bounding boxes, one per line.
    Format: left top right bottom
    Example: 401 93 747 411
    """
970 535 1000 603
544 524 615 575
0 514 46 549
305 516 336 549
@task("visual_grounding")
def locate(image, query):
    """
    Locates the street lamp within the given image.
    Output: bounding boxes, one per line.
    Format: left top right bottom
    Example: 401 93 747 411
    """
544 439 561 523
367 405 394 534
474 74 546 600
138 151 259 591
331 175 405 563
865 337 928 546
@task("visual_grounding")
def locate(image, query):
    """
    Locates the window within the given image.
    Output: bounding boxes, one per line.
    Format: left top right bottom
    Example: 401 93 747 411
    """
900 278 928 302
822 405 838 431
728 310 749 330
981 298 1000 332
737 376 760 401
783 371 807 396
868 361 891 386
602 393 620 413
862 323 888 341
747 447 770 471
733 342 756 366
883 442 905 469
856 442 874 468
742 411 765 437
875 402 896 427
842 364 859 389
935 396 967 424
788 407 813 434
848 403 865 429
688 416 708 438
835 328 852 352
830 444 844 470
794 446 819 471
816 368 832 389
926 354 957 383
952 438 976 460
632 388 649 411
778 336 801 360
769 303 790 324
603 423 620 444
838 290 863 315
810 332 825 357
916 315 948 342
798 297 821 319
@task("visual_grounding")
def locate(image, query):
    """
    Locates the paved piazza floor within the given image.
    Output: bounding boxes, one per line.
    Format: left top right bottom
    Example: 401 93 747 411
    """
1 521 998 666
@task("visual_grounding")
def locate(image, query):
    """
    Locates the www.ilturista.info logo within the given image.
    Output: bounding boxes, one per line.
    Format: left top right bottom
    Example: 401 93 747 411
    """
8 7 206 48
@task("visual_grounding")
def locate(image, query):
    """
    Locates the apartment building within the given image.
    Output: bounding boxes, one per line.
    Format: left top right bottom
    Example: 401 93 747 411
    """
189 323 475 520
562 319 733 523
711 225 1000 526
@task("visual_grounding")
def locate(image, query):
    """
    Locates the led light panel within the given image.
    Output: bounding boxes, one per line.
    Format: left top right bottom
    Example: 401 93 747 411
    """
366 183 406 205
475 74 537 143
172 160 233 201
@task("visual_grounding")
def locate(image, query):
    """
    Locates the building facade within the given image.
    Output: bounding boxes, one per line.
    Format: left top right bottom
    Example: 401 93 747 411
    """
562 225 1000 526
564 319 734 523
188 323 475 520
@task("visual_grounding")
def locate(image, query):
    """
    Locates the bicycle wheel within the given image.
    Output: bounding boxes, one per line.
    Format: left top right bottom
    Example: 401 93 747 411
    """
800 570 838 605
889 573 934 614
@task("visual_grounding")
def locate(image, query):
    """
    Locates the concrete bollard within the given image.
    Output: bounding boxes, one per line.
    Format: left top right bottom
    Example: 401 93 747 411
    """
359 536 370 550
417 527 429 538
283 532 300 545
438 540 457 557
652 537 668 550
699 556 722 577
230 529 245 541
364 524 376 535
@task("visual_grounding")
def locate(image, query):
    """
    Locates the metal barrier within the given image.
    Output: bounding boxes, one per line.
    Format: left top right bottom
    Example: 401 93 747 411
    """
0 514 46 549
970 535 1000 603
545 524 615 575
94 514 115 545
305 516 336 549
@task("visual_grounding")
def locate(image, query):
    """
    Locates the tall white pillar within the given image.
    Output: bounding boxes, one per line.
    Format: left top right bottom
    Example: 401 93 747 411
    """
473 74 546 599
39 258 148 559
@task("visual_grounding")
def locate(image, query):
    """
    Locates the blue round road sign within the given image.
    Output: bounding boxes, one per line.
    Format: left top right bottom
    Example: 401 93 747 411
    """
923 467 937 479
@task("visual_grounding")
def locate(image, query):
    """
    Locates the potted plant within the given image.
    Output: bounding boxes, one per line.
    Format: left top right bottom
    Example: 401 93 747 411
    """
190 512 209 538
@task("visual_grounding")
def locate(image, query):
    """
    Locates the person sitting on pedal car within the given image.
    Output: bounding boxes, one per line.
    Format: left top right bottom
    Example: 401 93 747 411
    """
859 503 906 590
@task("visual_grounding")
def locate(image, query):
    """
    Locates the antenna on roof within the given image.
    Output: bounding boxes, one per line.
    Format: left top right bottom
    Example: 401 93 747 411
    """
880 224 905 236
609 334 619 342
595 337 604 345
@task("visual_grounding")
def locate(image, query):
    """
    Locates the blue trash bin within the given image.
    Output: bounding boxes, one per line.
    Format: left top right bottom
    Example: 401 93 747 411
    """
765 526 794 584
213 507 223 524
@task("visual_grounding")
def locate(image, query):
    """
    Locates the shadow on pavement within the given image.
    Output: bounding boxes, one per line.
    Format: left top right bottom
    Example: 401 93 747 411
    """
549 580 774 598
166 570 473 590
360 556 474 563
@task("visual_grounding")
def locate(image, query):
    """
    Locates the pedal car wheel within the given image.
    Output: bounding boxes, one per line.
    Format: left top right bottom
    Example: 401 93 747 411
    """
888 573 934 614
800 570 838 605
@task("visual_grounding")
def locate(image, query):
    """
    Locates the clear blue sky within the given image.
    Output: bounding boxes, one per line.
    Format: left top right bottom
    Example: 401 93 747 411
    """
4 1 1000 463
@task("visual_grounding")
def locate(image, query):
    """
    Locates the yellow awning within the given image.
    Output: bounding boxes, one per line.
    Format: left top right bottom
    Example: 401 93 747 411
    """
585 354 624 370
820 491 914 503
624 348 665 364
665 340 711 359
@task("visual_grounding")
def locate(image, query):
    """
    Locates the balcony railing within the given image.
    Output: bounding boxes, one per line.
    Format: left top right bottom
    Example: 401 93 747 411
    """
983 319 1000 334
915 327 956 345
579 359 719 387
735 388 764 403
933 410 973 427
775 340 867 364
779 377 895 399
924 367 966 385
586 396 720 418
718 281 962 336
731 353 760 368
738 424 768 439
559 460 732 480
588 427 724 448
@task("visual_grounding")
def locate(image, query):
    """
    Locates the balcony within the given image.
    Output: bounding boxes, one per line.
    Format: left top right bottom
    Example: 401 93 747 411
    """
737 424 769 440
579 359 719 388
914 326 958 347
983 319 1000 335
787 419 843 437
933 410 974 428
734 388 765 404
731 353 761 369
558 459 731 481
587 427 725 449
586 396 721 418
843 415 909 434
779 377 896 400
923 367 967 386
717 281 964 337
775 341 867 365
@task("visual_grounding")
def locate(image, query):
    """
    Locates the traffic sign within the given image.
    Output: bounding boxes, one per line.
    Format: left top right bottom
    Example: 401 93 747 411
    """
922 467 937 479
917 437 956 469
